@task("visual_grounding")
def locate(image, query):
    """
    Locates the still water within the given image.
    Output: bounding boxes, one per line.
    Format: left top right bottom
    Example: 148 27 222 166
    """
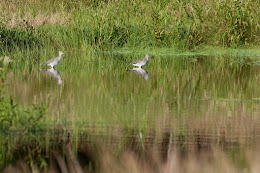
6 52 260 148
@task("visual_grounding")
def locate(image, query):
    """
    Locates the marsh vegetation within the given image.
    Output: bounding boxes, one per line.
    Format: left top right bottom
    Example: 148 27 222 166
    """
1 0 260 172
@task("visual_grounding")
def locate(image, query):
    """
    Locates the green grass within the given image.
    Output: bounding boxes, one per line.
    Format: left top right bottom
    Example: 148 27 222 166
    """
0 0 259 56
0 0 260 170
0 57 48 169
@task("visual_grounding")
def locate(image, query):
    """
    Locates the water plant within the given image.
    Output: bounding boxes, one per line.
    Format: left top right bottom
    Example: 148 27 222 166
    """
0 56 48 169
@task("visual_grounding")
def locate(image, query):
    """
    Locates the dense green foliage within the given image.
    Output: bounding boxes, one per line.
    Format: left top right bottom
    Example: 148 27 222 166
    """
0 21 42 50
0 0 259 53
0 57 47 169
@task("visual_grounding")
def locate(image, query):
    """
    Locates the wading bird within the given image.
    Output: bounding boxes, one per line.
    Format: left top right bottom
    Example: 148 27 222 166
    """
128 54 151 68
40 51 64 68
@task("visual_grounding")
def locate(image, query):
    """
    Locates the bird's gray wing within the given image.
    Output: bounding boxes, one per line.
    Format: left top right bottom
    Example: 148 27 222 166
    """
40 57 57 65
128 58 144 64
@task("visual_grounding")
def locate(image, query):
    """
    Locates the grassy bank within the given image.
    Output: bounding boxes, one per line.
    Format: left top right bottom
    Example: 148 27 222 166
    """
0 0 259 55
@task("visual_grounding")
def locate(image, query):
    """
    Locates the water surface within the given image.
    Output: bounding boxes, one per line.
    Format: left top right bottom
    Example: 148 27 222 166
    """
6 52 260 148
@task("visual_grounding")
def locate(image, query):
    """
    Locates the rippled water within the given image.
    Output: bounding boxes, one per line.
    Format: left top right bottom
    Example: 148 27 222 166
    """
6 52 260 148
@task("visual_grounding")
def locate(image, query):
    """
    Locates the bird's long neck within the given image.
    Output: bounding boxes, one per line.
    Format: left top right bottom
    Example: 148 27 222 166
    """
58 54 63 60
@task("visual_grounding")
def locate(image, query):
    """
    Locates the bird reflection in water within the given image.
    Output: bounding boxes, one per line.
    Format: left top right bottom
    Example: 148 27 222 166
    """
127 68 149 81
40 68 62 85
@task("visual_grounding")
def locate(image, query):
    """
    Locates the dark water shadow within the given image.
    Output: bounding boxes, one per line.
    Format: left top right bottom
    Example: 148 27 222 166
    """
40 68 62 85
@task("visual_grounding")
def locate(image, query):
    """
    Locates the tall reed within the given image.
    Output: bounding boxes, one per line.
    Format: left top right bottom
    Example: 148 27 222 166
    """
0 0 259 55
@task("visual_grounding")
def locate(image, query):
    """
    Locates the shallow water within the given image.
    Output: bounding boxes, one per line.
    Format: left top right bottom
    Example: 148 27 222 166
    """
5 52 260 148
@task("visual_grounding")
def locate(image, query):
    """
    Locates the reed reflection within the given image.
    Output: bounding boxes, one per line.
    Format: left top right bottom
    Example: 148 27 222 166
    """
40 68 62 85
127 68 149 81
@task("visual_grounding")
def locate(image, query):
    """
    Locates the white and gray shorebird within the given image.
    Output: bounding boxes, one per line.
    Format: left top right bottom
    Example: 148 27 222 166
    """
128 54 151 68
40 51 64 68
